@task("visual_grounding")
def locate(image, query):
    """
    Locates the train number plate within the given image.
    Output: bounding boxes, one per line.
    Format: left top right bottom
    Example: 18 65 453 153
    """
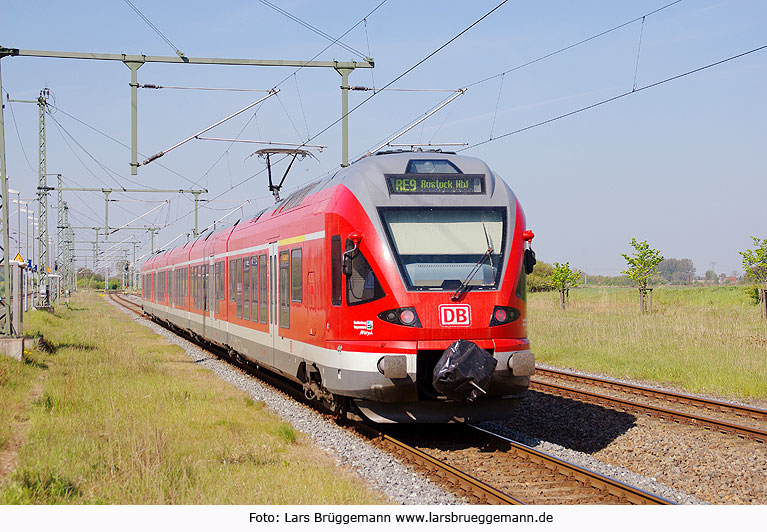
439 304 472 326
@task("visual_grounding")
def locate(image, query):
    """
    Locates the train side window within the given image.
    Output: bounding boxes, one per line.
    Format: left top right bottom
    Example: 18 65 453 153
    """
291 248 302 303
193 266 198 309
229 259 236 302
214 263 219 313
204 264 209 311
236 258 243 319
279 250 290 328
259 253 267 323
331 235 342 306
243 257 250 320
345 239 385 306
250 256 258 321
218 261 225 302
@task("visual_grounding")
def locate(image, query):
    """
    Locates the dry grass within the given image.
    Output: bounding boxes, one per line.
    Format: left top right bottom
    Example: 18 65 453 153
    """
0 293 383 504
528 286 767 400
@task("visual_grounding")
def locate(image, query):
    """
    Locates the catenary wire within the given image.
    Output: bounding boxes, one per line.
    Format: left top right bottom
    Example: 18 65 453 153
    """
464 0 683 88
459 43 767 152
6 98 36 172
122 0 185 57
257 0 367 59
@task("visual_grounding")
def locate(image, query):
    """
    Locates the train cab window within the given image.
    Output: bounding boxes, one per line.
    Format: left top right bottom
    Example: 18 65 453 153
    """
258 253 267 323
291 248 302 303
279 251 290 328
331 235 342 306
250 256 258 321
345 240 385 306
243 258 250 320
379 207 506 292
229 259 236 302
405 159 462 174
236 258 243 319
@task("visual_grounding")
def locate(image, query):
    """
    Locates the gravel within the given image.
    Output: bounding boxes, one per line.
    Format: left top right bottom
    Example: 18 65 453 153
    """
114 298 749 505
489 363 767 504
112 301 461 505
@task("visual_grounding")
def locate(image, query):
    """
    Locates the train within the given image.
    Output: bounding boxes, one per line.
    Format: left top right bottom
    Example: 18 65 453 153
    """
140 150 536 423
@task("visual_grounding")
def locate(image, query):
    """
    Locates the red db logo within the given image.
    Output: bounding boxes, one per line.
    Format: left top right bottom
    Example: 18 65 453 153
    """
439 305 471 327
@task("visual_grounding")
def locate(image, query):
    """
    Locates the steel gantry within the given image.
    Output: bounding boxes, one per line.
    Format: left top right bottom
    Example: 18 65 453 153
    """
45 186 207 236
0 47 374 173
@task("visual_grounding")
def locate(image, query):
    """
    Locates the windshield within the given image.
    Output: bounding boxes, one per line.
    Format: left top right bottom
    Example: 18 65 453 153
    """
380 207 507 291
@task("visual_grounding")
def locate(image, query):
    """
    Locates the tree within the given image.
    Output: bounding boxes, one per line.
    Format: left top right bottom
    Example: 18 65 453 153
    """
551 262 582 309
739 236 767 319
658 258 695 284
528 261 555 292
621 238 663 313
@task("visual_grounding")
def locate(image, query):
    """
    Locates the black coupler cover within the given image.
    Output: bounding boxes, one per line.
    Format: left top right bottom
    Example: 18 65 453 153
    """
432 340 497 402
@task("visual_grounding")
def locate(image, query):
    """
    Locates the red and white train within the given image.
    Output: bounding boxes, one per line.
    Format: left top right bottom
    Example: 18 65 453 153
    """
141 150 535 422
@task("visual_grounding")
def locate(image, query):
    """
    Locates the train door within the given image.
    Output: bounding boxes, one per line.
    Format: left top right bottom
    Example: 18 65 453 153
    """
268 241 279 365
208 255 215 321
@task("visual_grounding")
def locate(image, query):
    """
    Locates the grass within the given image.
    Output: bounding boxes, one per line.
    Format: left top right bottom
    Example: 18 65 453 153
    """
0 292 383 504
528 286 767 400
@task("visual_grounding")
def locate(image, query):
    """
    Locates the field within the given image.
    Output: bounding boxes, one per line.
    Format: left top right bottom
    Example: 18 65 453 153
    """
0 293 382 504
528 286 767 401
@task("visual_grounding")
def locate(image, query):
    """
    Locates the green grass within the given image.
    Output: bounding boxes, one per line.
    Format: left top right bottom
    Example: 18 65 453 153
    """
528 286 767 400
0 293 383 504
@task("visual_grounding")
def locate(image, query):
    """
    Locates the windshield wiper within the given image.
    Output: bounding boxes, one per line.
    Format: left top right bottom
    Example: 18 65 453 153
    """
451 224 495 301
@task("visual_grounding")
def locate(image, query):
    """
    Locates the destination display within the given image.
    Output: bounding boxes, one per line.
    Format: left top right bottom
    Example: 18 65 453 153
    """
385 174 485 195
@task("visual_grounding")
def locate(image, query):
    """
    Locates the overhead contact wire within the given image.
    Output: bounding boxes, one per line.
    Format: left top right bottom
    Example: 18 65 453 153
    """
460 43 767 151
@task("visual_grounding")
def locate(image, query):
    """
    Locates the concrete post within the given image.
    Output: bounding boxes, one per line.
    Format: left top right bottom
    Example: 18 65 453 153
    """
11 262 23 336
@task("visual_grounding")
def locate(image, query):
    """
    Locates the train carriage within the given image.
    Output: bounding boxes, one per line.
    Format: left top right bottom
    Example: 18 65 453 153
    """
141 150 535 422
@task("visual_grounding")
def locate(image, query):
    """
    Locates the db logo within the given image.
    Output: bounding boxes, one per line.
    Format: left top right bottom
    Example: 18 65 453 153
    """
439 304 471 327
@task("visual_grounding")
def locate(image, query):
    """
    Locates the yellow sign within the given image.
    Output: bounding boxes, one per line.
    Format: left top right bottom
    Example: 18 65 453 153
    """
13 252 24 263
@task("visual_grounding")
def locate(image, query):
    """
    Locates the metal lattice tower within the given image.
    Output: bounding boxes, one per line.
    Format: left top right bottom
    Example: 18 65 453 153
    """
56 174 64 290
37 88 50 306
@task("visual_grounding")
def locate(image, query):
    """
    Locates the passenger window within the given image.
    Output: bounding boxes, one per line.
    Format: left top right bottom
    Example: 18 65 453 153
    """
345 240 385 306
236 258 243 318
229 259 236 301
259 253 267 323
291 248 302 303
250 256 258 321
243 258 250 320
279 250 290 328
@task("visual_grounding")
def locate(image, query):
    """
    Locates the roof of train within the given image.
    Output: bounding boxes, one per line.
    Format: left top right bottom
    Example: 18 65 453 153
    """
143 150 513 269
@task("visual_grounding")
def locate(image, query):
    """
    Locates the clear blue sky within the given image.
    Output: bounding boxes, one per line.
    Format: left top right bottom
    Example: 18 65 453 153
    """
2 0 765 275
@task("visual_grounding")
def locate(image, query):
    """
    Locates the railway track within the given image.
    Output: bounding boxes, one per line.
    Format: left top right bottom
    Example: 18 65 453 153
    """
531 368 767 443
366 423 671 505
108 293 672 505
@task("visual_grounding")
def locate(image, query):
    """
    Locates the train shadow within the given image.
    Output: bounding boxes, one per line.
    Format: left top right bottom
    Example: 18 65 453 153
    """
488 390 637 454
383 390 636 455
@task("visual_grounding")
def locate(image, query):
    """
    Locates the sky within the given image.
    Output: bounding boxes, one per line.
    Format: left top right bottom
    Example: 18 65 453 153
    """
1 0 765 276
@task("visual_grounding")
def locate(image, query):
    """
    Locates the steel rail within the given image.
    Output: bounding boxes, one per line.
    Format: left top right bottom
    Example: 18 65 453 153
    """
534 367 767 422
531 379 767 443
108 294 673 503
467 425 672 505
111 293 522 503
357 424 523 505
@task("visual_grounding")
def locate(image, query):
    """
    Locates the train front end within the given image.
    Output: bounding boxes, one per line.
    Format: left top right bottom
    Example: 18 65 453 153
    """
324 151 534 423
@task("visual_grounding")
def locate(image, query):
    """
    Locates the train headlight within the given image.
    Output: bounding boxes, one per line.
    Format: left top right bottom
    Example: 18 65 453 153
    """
399 309 416 325
489 306 520 327
377 307 422 328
